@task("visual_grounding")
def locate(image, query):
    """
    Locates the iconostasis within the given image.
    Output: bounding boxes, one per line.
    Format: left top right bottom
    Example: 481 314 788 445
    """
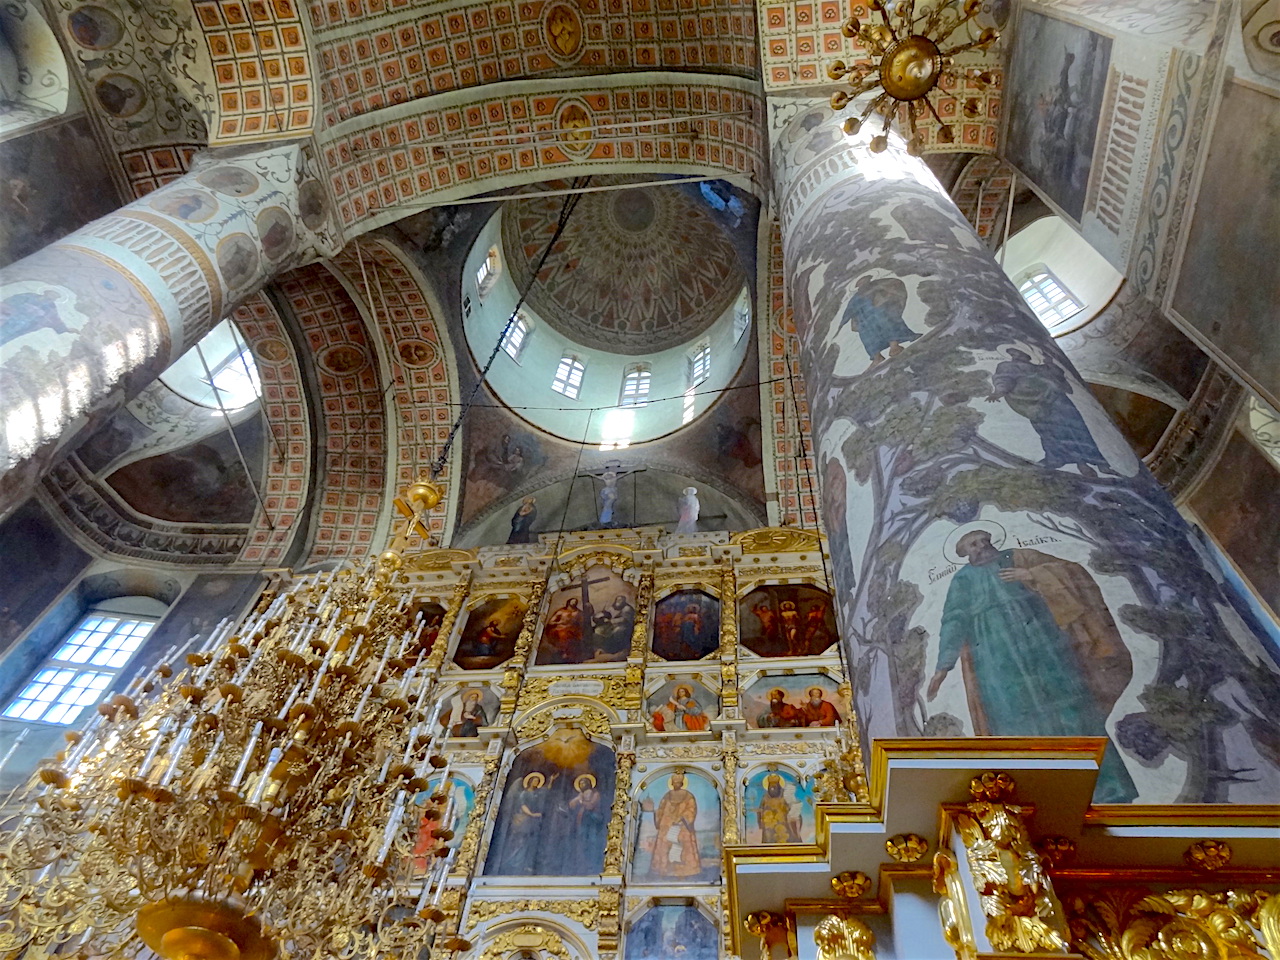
387 526 847 960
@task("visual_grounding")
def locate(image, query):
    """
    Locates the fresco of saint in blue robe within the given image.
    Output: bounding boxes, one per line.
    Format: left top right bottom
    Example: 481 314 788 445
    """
839 276 918 362
927 528 1137 802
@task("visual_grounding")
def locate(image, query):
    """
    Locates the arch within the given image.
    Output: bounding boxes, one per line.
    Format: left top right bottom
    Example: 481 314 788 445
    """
0 0 69 139
471 920 588 960
741 762 815 845
318 73 765 236
328 237 462 546
273 261 390 564
630 765 722 883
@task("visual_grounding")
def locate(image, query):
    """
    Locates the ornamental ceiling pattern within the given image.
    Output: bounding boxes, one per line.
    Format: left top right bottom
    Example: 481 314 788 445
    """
320 76 763 232
501 176 747 354
951 155 1015 242
307 0 758 130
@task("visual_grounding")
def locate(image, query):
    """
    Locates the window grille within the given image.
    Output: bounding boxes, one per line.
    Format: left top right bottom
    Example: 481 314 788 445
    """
551 356 585 399
501 314 529 360
688 344 711 386
1018 270 1083 330
619 365 651 406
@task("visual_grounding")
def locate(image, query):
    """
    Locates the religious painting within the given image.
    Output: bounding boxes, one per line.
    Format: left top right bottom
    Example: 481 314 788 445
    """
624 904 718 960
646 678 718 733
631 768 721 883
1172 82 1280 406
408 774 474 876
535 564 636 665
916 518 1139 803
652 589 721 661
743 766 815 845
453 596 525 670
1004 9 1112 219
436 684 500 738
484 726 615 876
742 674 847 730
463 409 552 523
738 585 837 657
406 600 447 664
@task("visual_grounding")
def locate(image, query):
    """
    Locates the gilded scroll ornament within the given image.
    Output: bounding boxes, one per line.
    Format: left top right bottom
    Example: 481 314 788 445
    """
403 549 476 571
1065 888 1279 960
1035 837 1077 868
733 527 824 553
720 557 740 706
746 911 785 960
477 925 572 960
886 833 929 863
630 571 655 660
501 579 548 704
722 734 741 845
602 745 636 875
467 899 598 929
425 578 472 671
814 914 876 960
934 850 977 959
1184 840 1233 872
953 772 1068 954
455 754 502 873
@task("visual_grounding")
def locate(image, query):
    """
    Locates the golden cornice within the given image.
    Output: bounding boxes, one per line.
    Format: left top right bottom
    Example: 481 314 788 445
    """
732 527 825 553
1084 804 1280 827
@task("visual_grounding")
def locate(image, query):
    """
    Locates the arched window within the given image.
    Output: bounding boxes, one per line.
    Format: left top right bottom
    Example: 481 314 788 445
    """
158 319 261 413
619 364 651 406
688 343 711 387
1018 268 1083 331
500 313 529 361
3 598 162 724
475 246 501 298
551 355 585 399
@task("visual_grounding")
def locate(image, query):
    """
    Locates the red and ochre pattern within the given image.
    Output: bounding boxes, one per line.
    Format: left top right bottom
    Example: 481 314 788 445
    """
119 144 202 199
761 221 821 529
328 239 457 546
308 0 757 129
276 262 388 561
232 293 313 565
322 80 764 230
194 0 316 143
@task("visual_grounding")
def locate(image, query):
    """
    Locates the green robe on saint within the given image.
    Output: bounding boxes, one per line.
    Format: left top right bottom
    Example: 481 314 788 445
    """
937 548 1138 803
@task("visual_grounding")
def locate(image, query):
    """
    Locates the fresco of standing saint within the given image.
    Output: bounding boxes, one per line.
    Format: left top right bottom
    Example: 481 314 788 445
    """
926 524 1137 802
632 769 721 883
743 767 814 844
838 274 918 364
652 589 720 661
408 775 474 876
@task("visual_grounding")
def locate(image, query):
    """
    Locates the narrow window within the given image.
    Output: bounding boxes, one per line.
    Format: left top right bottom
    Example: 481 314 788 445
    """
733 290 751 342
551 356 585 399
619 364 651 407
462 295 473 319
501 313 529 361
475 247 501 298
682 385 697 425
688 343 711 387
4 611 157 725
1018 270 1082 330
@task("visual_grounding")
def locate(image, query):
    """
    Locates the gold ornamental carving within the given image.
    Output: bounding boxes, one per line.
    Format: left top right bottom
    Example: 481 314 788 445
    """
403 548 476 571
933 849 978 960
596 887 623 951
720 557 739 707
478 925 572 960
832 870 873 899
501 579 548 708
516 704 613 742
467 899 598 930
1065 888 1280 960
1035 836 1076 868
557 547 634 579
722 733 740 845
733 527 823 554
426 577 472 672
602 747 636 875
886 833 929 863
629 571 655 660
543 1 583 62
952 772 1069 954
814 914 875 960
1184 839 1233 872
455 754 502 873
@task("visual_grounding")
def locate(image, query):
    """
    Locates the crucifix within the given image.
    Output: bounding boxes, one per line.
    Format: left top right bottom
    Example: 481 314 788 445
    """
549 570 612 662
577 460 645 527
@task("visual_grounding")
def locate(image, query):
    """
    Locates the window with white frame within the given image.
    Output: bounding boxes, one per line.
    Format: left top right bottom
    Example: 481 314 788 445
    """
500 313 530 361
733 289 751 342
688 343 711 387
475 247 501 297
158 319 261 412
619 364 651 407
551 355 585 399
1018 269 1083 331
4 609 158 724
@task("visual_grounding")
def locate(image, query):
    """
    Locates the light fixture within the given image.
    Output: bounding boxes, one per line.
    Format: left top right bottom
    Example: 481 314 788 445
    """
0 556 467 960
827 0 999 155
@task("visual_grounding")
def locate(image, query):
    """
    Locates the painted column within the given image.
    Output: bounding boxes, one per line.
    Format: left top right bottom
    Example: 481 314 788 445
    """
772 104 1280 804
0 144 339 516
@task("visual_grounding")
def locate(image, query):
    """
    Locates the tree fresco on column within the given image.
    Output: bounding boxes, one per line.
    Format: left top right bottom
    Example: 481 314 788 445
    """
774 106 1280 803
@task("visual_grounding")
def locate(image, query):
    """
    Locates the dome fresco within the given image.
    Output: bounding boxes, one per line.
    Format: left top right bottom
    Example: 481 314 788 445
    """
501 175 748 355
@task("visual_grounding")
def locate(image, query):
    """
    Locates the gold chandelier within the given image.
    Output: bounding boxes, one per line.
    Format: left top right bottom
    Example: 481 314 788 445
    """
0 551 468 960
827 0 999 155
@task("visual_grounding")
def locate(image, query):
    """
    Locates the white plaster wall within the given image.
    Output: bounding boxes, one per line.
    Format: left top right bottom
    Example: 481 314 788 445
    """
998 215 1124 333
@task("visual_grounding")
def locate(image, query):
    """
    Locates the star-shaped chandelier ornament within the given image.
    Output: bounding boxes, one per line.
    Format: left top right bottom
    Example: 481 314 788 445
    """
828 0 999 155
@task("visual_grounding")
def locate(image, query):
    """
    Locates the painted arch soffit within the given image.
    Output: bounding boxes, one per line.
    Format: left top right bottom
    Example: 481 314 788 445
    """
305 0 759 132
315 72 765 235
